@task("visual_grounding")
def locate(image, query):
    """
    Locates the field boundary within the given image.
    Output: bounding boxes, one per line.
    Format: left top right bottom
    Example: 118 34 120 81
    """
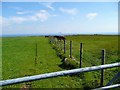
0 62 120 89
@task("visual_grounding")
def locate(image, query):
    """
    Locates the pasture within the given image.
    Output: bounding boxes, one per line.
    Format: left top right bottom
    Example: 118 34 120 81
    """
64 35 120 85
2 35 120 89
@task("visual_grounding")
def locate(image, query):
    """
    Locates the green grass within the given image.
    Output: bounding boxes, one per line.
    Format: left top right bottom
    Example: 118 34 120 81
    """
2 35 120 89
2 36 83 89
64 35 120 86
65 35 119 65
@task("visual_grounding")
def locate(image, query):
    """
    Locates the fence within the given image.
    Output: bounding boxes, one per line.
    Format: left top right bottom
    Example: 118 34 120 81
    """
0 62 120 88
49 36 120 89
1 36 119 89
93 84 120 90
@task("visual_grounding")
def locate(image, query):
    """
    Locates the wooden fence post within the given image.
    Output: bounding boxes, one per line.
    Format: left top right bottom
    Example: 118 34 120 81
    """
60 40 62 50
100 49 105 87
56 39 58 46
70 41 72 58
64 40 66 54
36 43 37 57
35 43 38 64
80 43 83 68
58 40 60 49
55 38 57 45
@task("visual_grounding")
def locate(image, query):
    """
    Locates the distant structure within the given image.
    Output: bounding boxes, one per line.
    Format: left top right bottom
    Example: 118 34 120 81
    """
53 36 66 41
45 36 50 38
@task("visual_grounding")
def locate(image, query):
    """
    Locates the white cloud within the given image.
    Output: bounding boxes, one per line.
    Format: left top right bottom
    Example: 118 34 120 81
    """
11 16 27 23
52 14 57 17
9 6 22 10
34 10 57 22
2 16 26 26
17 12 26 15
0 16 2 26
86 13 98 20
59 7 78 15
0 16 10 26
28 16 38 21
13 9 53 23
16 11 33 15
42 2 55 11
2 10 57 26
35 10 50 22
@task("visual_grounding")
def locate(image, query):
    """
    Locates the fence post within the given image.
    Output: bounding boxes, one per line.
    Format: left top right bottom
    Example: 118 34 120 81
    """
64 40 66 54
70 41 72 58
56 39 58 46
57 39 59 49
35 43 37 66
55 38 57 45
36 43 37 57
60 40 62 50
100 49 105 87
80 43 83 68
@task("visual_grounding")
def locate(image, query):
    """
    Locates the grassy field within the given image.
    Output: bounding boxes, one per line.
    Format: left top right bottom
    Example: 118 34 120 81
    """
2 36 84 89
64 35 120 86
64 35 119 65
2 35 120 89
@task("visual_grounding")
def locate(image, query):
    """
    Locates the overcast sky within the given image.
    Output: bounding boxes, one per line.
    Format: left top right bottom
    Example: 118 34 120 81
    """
1 2 118 35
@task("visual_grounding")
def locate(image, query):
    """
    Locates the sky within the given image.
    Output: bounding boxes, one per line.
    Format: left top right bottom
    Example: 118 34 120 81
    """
1 2 118 36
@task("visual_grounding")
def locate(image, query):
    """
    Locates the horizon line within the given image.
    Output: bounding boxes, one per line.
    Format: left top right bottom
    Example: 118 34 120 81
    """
1 33 119 37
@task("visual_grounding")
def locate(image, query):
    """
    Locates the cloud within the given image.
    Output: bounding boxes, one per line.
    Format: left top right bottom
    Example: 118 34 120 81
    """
0 16 2 25
2 10 57 26
9 6 22 10
35 10 50 22
2 16 26 27
16 11 32 15
86 13 98 20
0 16 11 27
42 2 55 11
11 16 27 23
17 11 26 15
59 7 78 15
